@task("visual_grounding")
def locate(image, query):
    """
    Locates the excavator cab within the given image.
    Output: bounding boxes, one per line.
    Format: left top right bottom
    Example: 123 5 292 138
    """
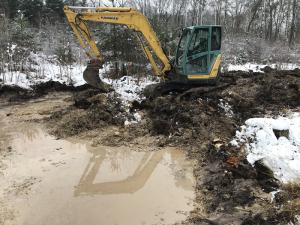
173 26 222 83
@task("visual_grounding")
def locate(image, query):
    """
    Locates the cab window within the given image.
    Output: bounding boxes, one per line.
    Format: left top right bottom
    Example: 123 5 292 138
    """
187 28 209 56
176 29 191 66
186 28 209 74
211 27 221 51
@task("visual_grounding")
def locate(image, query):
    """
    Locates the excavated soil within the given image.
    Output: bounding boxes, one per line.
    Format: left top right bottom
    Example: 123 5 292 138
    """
46 68 300 146
1 68 300 224
0 81 92 103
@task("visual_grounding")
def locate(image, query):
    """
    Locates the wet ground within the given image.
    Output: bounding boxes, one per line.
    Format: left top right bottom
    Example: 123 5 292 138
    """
0 95 195 225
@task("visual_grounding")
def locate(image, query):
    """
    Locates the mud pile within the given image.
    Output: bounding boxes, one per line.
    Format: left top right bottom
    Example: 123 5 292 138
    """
0 81 90 102
49 89 129 137
44 68 300 150
136 68 300 146
173 68 300 120
0 85 36 101
139 96 236 148
219 68 300 120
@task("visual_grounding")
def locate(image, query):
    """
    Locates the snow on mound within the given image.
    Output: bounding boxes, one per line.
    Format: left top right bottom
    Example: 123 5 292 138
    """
231 113 300 183
1 63 87 89
101 75 157 103
227 63 299 72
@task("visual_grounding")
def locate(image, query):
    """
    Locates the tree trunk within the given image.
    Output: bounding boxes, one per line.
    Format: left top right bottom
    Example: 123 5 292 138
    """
247 0 262 32
289 0 297 46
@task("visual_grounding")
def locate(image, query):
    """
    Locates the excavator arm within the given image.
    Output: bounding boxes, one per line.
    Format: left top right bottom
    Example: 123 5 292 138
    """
64 6 172 85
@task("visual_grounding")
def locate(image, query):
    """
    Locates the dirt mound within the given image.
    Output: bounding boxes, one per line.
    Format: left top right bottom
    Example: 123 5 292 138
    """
31 81 89 94
0 85 36 101
45 68 300 149
138 96 236 148
172 69 299 121
0 81 92 102
48 90 129 137
219 69 300 119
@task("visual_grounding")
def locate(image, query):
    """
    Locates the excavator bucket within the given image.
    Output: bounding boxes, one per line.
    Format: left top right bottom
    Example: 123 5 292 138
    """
83 59 111 92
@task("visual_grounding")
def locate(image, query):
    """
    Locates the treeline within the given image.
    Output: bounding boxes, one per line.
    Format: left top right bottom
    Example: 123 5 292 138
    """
0 0 86 73
1 0 299 44
129 0 300 46
0 0 86 24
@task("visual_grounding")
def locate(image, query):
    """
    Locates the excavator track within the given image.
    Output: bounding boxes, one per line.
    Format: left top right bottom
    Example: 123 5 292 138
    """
143 75 235 99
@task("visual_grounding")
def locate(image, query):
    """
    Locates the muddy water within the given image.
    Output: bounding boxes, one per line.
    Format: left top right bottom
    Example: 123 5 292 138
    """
0 111 195 225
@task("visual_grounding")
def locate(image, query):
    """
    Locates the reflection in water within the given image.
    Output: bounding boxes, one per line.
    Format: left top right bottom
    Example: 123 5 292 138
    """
75 149 165 195
74 142 195 197
18 125 43 142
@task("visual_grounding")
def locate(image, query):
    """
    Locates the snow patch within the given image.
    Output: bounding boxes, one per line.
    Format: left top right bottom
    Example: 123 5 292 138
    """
124 112 142 126
227 63 299 72
218 99 234 117
232 113 300 183
101 75 157 103
1 53 157 103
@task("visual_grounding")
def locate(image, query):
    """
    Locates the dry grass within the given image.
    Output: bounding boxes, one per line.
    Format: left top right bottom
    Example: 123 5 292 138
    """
262 182 300 224
281 182 300 199
281 182 300 217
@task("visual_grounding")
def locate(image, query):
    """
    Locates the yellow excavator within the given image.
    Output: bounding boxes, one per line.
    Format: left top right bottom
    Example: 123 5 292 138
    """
64 6 222 90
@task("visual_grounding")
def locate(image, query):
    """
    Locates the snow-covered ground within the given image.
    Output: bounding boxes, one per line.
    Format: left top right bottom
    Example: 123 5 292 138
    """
1 64 86 88
227 62 299 72
1 52 299 102
231 113 300 183
0 54 157 102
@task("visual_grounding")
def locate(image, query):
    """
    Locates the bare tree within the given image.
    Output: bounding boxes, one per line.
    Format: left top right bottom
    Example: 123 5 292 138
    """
289 0 297 46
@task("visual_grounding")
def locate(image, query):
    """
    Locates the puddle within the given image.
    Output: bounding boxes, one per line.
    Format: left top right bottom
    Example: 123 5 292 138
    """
0 121 195 225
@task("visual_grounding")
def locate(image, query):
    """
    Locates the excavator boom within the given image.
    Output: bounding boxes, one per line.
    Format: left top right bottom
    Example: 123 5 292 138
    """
64 6 172 88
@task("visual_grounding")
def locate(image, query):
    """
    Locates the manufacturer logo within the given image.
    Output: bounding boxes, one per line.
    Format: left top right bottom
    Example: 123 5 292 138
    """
101 16 118 20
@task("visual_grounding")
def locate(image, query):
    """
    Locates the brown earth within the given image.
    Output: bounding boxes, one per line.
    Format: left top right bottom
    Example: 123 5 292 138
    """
0 68 300 224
